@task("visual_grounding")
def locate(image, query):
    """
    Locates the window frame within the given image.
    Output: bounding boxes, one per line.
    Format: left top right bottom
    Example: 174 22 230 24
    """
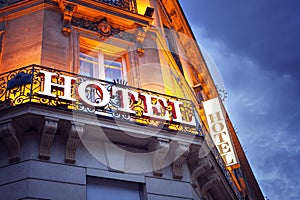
79 45 128 82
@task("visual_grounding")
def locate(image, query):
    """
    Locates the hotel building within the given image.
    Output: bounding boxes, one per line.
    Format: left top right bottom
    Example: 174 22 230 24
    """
0 0 264 199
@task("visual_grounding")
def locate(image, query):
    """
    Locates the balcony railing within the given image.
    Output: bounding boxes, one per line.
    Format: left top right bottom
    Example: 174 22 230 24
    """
0 65 202 135
0 0 23 8
92 0 137 13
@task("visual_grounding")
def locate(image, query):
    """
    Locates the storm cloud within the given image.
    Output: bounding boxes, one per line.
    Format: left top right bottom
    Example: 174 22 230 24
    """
179 0 300 199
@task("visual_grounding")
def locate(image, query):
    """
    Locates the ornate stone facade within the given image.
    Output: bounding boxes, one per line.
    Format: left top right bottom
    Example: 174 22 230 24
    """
0 0 264 200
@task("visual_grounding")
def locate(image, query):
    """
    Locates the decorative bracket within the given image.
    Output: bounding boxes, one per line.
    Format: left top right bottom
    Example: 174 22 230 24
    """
65 122 84 164
0 120 21 162
148 138 170 176
172 142 190 179
189 156 212 188
201 171 221 199
169 9 177 18
135 25 147 56
61 3 77 36
39 117 58 160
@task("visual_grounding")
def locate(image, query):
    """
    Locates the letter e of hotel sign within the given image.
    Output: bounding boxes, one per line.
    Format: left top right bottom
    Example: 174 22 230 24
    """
203 97 238 167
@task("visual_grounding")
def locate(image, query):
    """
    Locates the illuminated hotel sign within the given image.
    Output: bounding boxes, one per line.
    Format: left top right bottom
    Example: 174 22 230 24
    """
0 66 199 134
203 98 238 167
38 70 196 126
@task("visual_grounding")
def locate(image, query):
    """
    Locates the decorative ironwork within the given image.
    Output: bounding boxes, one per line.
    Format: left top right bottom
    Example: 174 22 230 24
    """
113 79 128 88
92 0 137 13
216 84 228 102
0 0 23 8
0 65 202 135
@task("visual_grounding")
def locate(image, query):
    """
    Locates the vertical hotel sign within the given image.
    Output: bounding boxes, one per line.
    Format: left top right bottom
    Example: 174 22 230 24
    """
203 98 238 167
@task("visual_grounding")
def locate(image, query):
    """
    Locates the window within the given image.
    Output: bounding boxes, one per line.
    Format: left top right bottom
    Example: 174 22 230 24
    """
79 47 127 82
193 84 204 104
87 177 142 200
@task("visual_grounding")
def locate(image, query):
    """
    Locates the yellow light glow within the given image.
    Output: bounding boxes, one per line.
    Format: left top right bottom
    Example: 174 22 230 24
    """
136 0 151 15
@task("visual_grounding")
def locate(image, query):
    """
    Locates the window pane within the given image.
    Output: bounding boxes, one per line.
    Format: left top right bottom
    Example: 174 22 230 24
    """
104 56 123 82
80 52 98 77
87 177 141 200
79 46 126 81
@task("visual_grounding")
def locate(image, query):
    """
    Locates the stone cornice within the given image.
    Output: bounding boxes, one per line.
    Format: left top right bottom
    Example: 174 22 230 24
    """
0 103 204 147
0 104 240 199
0 1 58 22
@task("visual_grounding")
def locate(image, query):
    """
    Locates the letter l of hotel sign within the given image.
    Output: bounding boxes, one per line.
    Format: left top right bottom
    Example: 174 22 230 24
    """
203 97 238 167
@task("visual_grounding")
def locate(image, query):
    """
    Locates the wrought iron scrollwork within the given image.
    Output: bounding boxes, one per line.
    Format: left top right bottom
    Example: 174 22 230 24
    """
0 0 23 8
92 0 137 13
0 65 202 135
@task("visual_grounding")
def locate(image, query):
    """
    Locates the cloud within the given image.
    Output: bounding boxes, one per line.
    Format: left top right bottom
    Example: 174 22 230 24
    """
180 0 300 78
189 23 300 200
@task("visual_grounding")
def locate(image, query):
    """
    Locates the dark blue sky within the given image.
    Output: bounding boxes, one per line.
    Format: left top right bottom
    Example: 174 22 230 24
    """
179 0 300 199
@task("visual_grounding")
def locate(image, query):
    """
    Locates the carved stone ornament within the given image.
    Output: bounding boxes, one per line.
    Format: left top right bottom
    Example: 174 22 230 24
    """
135 26 147 56
148 138 170 176
201 171 221 200
39 117 58 160
72 17 121 40
172 142 190 179
188 156 213 188
62 4 77 36
65 122 84 164
98 20 111 35
0 120 21 162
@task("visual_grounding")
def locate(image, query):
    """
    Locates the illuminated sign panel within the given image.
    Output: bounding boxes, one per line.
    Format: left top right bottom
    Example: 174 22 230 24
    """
203 97 238 167
0 65 200 135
